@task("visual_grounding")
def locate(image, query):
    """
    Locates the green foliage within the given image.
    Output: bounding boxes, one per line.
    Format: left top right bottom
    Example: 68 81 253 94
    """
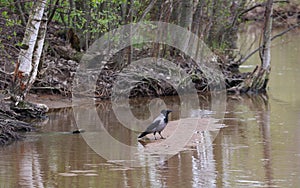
0 0 249 58
1 11 8 19
1 10 19 28
49 0 125 37
0 4 22 52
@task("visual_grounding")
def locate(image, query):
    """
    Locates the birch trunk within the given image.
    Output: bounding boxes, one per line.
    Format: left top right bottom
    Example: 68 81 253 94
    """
11 0 47 101
25 11 48 95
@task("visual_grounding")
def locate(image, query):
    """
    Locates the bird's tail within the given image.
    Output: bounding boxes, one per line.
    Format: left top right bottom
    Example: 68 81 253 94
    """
138 131 149 138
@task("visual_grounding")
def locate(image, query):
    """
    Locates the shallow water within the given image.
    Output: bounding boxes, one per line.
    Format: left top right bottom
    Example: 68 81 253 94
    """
1 29 300 187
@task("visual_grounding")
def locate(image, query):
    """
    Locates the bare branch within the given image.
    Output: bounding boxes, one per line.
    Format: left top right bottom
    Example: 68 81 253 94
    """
14 0 27 26
0 68 13 75
138 0 157 23
47 0 60 24
271 22 300 40
232 0 289 27
237 23 300 65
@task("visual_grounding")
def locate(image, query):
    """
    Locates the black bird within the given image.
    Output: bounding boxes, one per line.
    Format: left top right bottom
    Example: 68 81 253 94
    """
138 109 172 140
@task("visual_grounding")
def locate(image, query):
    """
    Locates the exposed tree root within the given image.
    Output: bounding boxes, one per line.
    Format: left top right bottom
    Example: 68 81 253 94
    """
0 96 48 145
228 65 270 94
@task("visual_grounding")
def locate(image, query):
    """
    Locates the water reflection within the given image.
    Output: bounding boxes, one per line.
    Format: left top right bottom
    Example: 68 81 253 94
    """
0 92 300 187
71 94 223 168
1 28 300 186
216 93 300 187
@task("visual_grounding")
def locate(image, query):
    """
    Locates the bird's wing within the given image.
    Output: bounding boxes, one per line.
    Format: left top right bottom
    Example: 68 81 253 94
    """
145 119 161 132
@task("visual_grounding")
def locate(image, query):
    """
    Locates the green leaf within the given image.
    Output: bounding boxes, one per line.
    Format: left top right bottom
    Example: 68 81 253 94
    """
1 11 8 18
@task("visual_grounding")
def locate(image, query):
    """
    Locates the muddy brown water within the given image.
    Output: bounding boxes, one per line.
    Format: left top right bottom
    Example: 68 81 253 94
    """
1 29 300 187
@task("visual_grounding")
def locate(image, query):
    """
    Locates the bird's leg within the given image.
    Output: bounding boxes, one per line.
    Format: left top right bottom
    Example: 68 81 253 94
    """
153 132 157 140
159 131 165 139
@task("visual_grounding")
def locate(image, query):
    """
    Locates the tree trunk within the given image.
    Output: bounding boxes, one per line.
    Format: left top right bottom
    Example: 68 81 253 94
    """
179 0 193 30
260 0 273 70
11 0 47 102
191 0 204 36
14 0 27 26
229 0 273 94
25 11 48 95
180 0 193 53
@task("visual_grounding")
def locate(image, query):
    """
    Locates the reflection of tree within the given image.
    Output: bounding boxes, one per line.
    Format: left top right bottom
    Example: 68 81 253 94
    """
252 95 273 187
237 94 273 186
221 94 274 186
191 131 217 187
19 144 44 187
142 130 217 187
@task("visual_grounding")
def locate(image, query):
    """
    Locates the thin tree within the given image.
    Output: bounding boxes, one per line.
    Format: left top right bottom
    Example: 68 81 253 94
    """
260 0 273 71
229 0 273 93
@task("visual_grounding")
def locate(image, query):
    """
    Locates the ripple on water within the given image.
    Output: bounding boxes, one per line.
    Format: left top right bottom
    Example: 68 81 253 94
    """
58 173 78 177
58 170 98 177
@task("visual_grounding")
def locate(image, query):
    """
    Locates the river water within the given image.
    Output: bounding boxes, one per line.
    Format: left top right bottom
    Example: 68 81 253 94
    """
1 28 300 187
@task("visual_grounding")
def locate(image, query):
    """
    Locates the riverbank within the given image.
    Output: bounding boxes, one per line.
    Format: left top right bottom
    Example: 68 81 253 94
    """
0 93 49 145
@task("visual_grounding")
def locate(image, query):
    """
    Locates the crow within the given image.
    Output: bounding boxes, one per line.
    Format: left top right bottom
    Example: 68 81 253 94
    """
138 109 172 140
